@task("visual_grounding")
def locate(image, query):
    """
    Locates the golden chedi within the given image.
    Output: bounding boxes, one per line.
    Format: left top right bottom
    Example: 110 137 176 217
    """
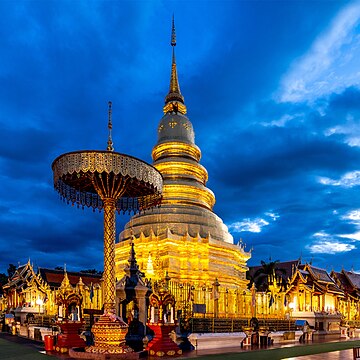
115 20 250 306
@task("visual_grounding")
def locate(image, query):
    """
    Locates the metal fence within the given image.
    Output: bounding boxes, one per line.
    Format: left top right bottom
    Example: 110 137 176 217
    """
181 317 296 333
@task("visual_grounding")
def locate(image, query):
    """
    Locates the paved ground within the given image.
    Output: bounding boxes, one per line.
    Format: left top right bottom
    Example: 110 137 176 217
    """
282 349 354 359
1 331 360 359
189 335 360 360
188 343 358 360
0 332 72 360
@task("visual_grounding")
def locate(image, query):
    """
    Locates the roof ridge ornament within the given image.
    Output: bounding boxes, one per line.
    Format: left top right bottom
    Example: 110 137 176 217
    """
163 15 187 115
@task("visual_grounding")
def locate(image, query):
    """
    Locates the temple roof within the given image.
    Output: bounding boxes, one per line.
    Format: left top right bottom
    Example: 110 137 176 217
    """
331 270 356 295
38 268 102 288
3 261 103 293
290 263 344 296
343 270 360 289
3 260 38 290
305 265 335 283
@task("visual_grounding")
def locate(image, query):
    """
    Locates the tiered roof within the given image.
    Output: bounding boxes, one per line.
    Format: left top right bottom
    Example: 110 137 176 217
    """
3 261 102 293
2 260 46 292
289 263 344 296
38 268 102 288
331 269 360 300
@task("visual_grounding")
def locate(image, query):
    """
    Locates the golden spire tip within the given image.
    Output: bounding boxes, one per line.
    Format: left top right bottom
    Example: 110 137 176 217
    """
163 15 187 114
171 14 176 46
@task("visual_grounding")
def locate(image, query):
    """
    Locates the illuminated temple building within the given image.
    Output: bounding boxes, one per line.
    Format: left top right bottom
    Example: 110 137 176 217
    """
2 260 103 324
114 21 251 316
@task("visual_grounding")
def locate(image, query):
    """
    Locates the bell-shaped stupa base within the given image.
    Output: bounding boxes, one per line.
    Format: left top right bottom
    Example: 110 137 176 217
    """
86 313 133 355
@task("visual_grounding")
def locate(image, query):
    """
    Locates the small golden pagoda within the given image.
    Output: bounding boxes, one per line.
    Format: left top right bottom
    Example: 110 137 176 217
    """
115 19 250 316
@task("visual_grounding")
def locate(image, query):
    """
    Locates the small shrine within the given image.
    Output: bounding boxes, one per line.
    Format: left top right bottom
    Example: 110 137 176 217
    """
56 271 83 321
116 241 152 351
55 271 86 352
146 275 182 357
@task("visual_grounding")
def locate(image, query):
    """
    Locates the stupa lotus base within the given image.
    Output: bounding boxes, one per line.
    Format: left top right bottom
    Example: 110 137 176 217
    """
69 347 144 359
86 343 133 354
85 313 133 355
146 323 182 357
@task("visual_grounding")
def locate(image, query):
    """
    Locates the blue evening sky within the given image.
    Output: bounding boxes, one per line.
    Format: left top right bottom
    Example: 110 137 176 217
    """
0 0 359 274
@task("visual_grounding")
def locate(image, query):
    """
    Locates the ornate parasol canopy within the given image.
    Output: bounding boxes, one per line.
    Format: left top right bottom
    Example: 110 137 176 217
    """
52 150 163 213
51 99 163 355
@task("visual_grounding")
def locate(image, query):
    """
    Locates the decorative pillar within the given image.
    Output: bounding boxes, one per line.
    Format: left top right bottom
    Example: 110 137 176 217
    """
102 198 116 314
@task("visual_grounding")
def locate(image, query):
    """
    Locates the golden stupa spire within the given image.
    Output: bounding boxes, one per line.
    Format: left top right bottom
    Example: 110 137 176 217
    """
107 101 114 151
163 15 187 115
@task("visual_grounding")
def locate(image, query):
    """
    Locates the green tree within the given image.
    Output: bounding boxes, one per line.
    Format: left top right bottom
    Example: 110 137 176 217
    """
80 269 102 275
7 264 16 278
0 272 8 294
249 260 287 292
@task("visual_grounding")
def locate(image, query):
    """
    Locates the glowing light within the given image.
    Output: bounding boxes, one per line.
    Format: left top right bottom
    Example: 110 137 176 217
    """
161 184 215 209
152 142 201 162
155 161 208 183
36 298 43 306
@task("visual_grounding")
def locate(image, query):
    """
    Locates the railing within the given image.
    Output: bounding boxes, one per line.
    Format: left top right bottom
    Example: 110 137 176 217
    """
348 320 360 328
28 315 54 327
183 317 296 333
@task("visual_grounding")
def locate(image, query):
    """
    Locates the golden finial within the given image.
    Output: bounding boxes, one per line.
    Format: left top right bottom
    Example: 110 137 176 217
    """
163 15 187 115
171 14 176 46
107 101 114 151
